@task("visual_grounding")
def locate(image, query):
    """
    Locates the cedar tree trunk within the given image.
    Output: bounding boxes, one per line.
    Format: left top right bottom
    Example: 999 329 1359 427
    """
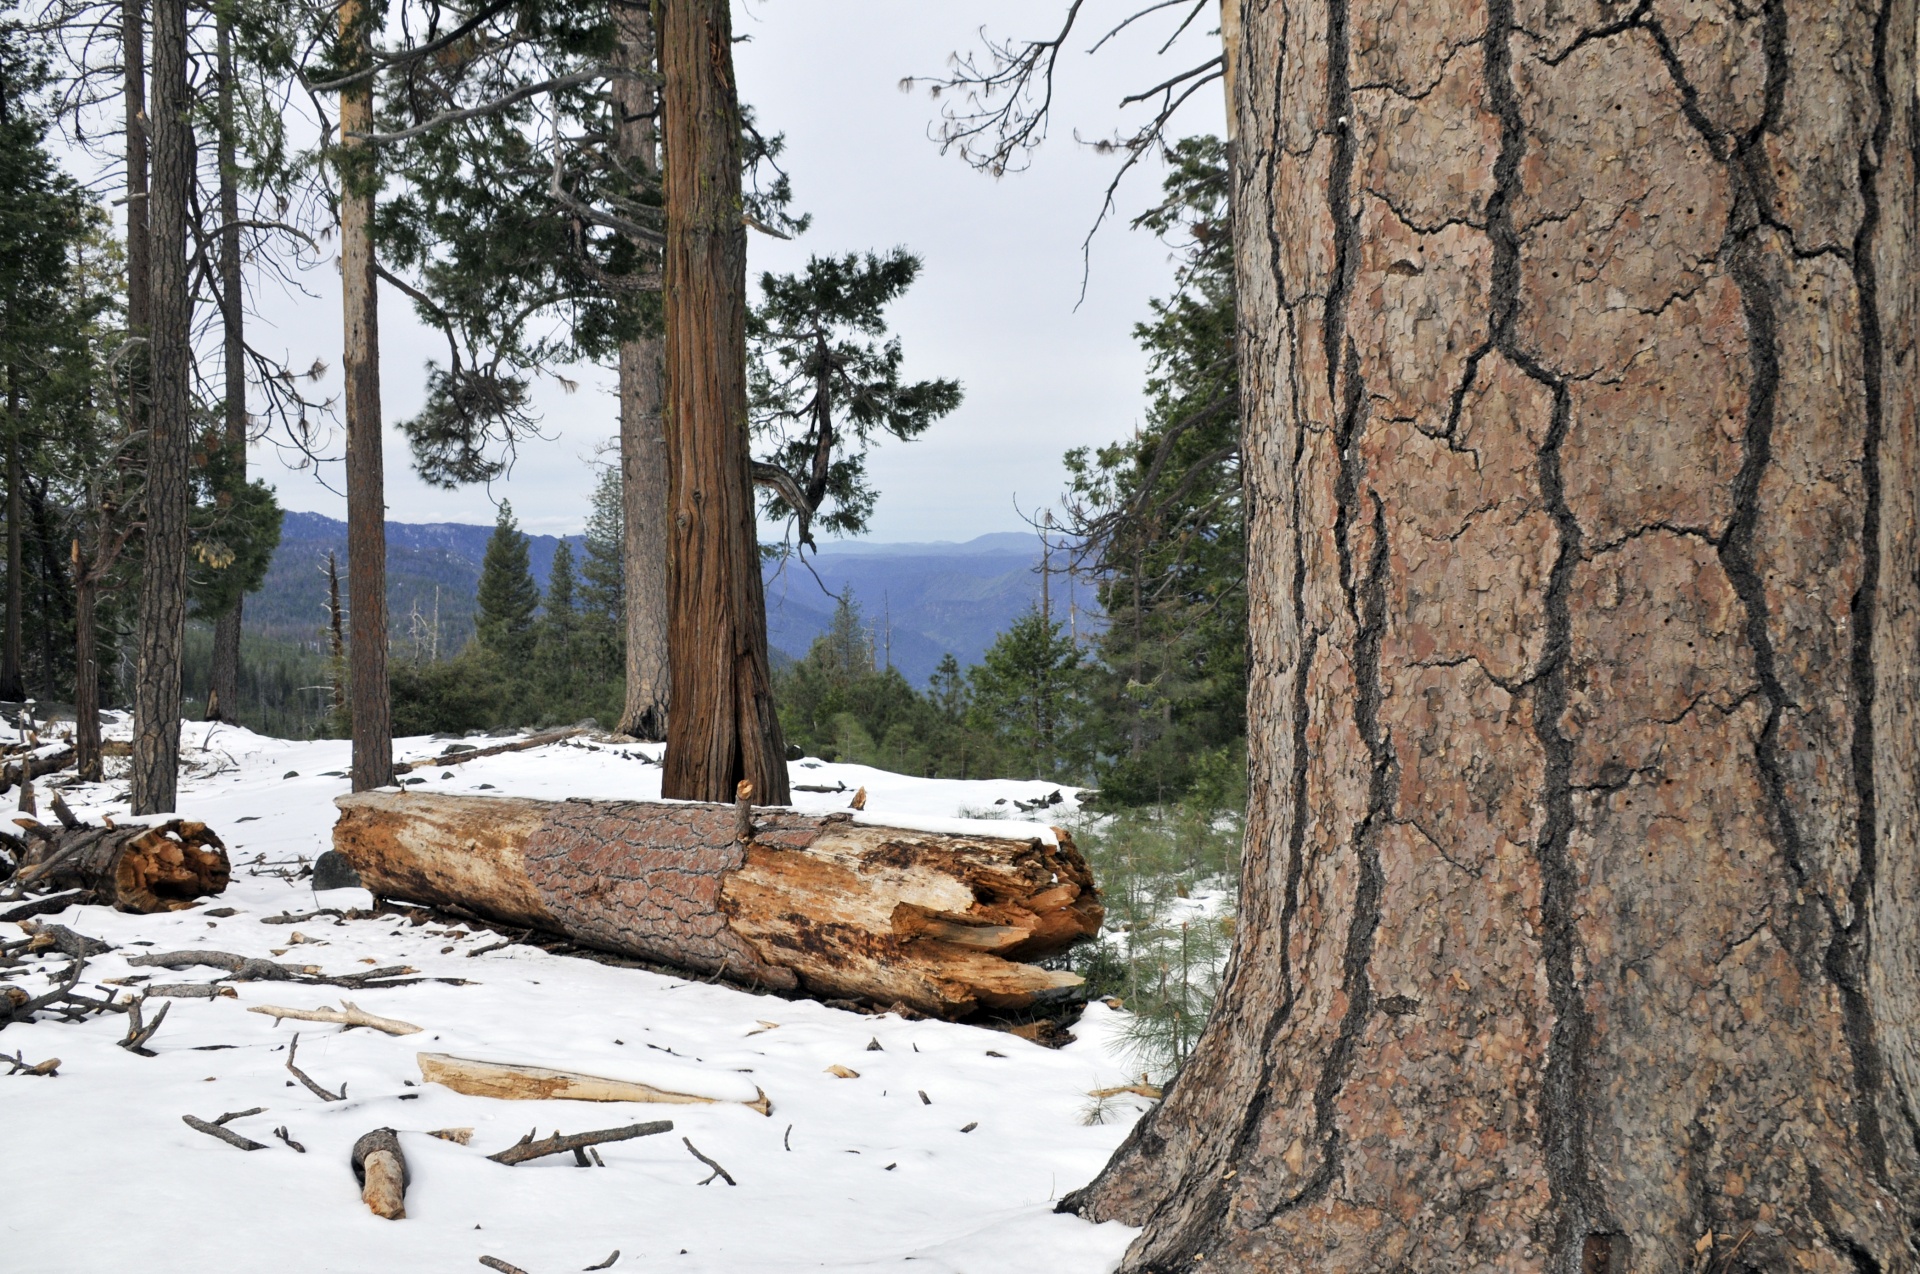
206 10 245 724
614 0 669 742
1067 4 1920 1272
658 0 788 804
129 0 190 814
71 541 100 780
339 0 392 792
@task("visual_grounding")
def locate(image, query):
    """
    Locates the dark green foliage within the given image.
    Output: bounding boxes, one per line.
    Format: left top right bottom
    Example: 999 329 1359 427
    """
186 426 283 622
749 249 961 547
475 501 539 659
578 465 623 661
1067 136 1243 805
181 623 336 738
965 606 1088 782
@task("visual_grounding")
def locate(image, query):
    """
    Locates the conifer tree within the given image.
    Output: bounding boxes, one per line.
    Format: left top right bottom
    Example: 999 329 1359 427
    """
578 466 624 660
967 607 1086 783
474 501 537 661
537 539 579 700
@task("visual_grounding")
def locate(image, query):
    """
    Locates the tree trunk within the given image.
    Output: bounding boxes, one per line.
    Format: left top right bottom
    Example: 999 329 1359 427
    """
613 0 670 743
658 0 787 804
206 10 245 725
1 383 23 703
332 790 1101 1018
70 542 99 781
129 0 190 815
338 0 392 793
1067 4 1920 1271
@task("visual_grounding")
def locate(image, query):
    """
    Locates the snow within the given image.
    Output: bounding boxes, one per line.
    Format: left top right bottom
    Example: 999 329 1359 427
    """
1 719 1148 1272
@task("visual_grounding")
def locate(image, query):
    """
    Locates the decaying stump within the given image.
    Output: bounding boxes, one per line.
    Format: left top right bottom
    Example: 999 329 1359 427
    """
332 791 1103 1018
8 818 229 912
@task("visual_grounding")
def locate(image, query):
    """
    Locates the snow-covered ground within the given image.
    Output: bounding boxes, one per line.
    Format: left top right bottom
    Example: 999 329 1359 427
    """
2 720 1150 1273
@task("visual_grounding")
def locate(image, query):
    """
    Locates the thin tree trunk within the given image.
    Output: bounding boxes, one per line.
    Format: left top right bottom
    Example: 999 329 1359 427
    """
658 0 787 804
338 0 391 792
71 541 99 781
613 0 668 742
206 10 244 724
1 378 22 703
129 0 190 815
122 0 148 425
1068 4 1920 1271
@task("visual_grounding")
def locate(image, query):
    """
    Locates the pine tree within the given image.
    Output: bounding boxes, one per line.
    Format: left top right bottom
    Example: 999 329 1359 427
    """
536 539 579 702
967 607 1086 782
579 465 624 658
475 501 537 660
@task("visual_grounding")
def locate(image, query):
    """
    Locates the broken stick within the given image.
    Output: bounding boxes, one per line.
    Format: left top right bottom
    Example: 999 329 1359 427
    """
351 1127 409 1219
485 1120 673 1166
183 1113 268 1151
417 1052 771 1115
247 1001 421 1035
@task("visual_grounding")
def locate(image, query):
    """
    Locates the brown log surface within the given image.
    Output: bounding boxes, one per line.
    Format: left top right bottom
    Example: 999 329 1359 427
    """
333 791 1100 1017
11 819 228 912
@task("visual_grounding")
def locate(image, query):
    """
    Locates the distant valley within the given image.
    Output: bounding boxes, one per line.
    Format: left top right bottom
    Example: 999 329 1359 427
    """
251 513 1101 683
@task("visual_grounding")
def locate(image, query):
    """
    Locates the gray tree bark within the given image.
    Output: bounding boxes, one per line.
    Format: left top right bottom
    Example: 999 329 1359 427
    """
206 10 245 724
614 0 669 743
129 0 190 814
1067 3 1920 1271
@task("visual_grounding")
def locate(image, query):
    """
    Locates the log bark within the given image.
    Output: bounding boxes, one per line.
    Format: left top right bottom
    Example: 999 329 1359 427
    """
129 0 191 814
1067 4 1920 1272
338 0 393 794
332 791 1101 1018
658 0 789 804
10 817 227 911
614 0 670 743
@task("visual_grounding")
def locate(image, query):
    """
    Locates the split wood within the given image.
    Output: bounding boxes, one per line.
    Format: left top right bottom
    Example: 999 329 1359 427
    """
486 1119 672 1166
351 1128 408 1219
247 1001 421 1035
682 1136 735 1186
287 1033 345 1101
1089 1082 1163 1100
183 1113 268 1151
418 1053 771 1115
393 727 584 775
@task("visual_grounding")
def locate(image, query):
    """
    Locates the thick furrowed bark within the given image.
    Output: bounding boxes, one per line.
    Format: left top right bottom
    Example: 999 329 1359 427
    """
1068 4 1920 1272
332 791 1101 1019
130 0 191 815
658 0 788 804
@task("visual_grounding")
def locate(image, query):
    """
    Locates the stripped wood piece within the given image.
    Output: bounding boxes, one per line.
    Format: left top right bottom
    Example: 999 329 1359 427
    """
418 1052 772 1116
350 1128 408 1218
332 791 1104 1018
246 1000 421 1035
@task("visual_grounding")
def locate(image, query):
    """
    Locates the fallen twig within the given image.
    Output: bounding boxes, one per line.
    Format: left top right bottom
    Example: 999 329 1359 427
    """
584 1252 620 1270
247 1001 421 1035
119 997 169 1054
213 1106 266 1125
479 1259 531 1274
0 890 94 923
485 1119 673 1166
144 983 238 999
286 1033 345 1101
183 1113 268 1150
3 1049 57 1075
274 1125 307 1152
682 1136 736 1186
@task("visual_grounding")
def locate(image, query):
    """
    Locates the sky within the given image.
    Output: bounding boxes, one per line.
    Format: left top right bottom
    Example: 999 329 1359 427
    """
240 2 1226 541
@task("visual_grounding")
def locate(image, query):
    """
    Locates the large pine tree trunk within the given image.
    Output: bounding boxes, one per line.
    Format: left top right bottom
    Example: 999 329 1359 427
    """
658 0 788 804
206 10 245 725
1068 4 1920 1270
338 0 392 793
614 0 669 743
129 0 190 815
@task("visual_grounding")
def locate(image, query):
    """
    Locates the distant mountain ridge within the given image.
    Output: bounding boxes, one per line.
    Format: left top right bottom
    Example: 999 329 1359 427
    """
248 513 1097 683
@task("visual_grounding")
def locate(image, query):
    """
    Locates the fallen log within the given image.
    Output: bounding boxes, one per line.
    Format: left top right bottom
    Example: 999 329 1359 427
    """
7 819 228 912
332 792 1104 1019
392 728 585 775
248 1001 421 1035
485 1119 673 1166
0 746 74 795
350 1128 408 1219
418 1053 771 1115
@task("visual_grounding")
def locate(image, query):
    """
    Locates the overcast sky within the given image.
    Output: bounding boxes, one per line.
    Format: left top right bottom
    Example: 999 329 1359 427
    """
242 2 1225 541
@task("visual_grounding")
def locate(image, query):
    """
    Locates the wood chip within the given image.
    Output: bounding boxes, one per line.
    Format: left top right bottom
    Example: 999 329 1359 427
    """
825 1064 860 1079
